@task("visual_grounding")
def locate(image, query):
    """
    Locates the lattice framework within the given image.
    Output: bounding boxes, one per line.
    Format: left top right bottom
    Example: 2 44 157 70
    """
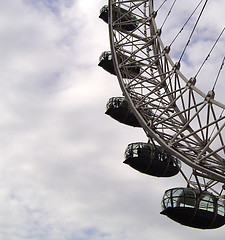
108 0 225 187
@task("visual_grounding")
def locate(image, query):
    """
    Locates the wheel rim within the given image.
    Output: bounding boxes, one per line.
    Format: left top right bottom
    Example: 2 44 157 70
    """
108 0 225 184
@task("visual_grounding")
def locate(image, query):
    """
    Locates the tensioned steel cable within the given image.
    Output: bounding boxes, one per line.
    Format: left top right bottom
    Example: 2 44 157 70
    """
156 0 168 12
178 0 209 63
212 56 225 91
169 0 204 47
160 0 177 29
195 27 225 78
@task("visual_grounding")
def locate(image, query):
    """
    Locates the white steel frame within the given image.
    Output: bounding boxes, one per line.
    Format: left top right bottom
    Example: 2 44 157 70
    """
108 0 225 187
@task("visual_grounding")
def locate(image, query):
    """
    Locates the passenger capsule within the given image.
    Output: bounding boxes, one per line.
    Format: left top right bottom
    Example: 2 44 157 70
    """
99 5 139 31
123 142 181 177
98 51 141 78
161 188 225 229
98 51 115 75
105 97 141 127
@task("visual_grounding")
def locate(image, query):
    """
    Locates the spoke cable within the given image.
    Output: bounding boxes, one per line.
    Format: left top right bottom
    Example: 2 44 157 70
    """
178 0 209 63
156 0 168 12
212 56 225 91
195 27 225 78
160 0 177 30
169 0 204 47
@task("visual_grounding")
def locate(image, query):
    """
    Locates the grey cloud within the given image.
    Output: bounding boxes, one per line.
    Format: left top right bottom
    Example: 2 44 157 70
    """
0 0 224 240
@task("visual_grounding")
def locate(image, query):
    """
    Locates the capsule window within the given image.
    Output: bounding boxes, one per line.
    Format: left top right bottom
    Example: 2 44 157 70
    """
106 97 124 110
112 97 122 108
106 98 113 110
157 152 164 162
108 53 112 61
125 143 153 159
171 188 196 208
183 189 196 208
99 51 112 62
100 5 108 15
99 52 105 62
162 153 168 161
172 189 185 207
132 148 138 157
162 197 172 209
172 156 181 168
161 190 172 210
132 143 143 157
217 198 225 216
199 194 215 212
124 144 133 159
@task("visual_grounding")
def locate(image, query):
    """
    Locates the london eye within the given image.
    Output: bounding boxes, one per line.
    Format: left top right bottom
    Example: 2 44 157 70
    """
98 0 225 229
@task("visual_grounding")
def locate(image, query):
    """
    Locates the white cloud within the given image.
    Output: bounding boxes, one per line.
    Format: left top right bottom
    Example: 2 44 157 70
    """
0 0 224 240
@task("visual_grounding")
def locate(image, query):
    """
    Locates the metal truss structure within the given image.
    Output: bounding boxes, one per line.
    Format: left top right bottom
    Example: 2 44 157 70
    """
107 0 225 195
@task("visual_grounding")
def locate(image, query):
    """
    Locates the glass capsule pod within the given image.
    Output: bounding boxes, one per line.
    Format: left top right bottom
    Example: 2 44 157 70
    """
99 5 139 31
161 188 225 229
98 51 115 75
124 142 181 177
105 97 141 127
98 51 141 78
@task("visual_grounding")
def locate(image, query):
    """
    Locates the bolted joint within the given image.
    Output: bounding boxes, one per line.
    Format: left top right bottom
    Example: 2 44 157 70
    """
173 62 180 71
151 11 157 18
205 90 215 101
163 46 170 54
156 29 162 36
186 77 196 87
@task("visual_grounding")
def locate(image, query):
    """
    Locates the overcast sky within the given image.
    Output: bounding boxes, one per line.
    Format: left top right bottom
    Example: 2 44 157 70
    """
0 0 224 239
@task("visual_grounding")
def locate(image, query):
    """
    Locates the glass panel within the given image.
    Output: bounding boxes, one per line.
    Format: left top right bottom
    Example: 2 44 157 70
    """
124 144 133 159
132 143 145 157
132 148 138 157
157 152 163 162
172 188 196 208
172 156 181 168
99 51 112 62
125 143 146 158
108 52 112 60
106 97 123 110
217 199 225 216
155 149 170 163
165 190 171 199
172 188 183 197
172 189 185 207
163 188 198 209
107 98 113 109
162 198 172 209
173 197 184 207
199 194 215 212
100 5 108 14
112 97 123 108
106 100 111 110
99 52 104 62
162 190 172 209
162 152 168 161
161 201 165 210
184 189 196 208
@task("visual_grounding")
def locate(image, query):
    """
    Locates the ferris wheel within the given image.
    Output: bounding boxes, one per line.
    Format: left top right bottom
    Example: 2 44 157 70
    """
98 0 225 229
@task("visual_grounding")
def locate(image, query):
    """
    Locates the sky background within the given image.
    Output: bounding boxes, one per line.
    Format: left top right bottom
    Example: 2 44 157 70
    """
0 0 224 239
